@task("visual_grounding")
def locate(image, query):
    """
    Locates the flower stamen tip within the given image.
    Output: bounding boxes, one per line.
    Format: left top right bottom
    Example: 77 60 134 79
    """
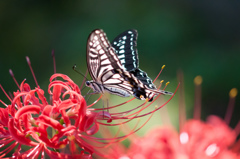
59 144 66 149
26 56 31 64
9 69 14 77
51 49 55 57
229 88 237 98
194 75 202 85
68 135 75 141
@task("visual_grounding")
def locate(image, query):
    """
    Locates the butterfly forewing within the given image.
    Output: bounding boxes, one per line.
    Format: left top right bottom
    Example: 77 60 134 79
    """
87 29 123 81
111 30 156 90
86 29 135 97
111 30 139 71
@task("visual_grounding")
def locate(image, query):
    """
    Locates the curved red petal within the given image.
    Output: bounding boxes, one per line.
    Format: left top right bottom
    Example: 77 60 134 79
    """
58 99 78 111
52 84 62 101
14 105 41 120
0 108 9 126
37 115 64 130
8 118 37 146
42 105 53 116
86 122 99 136
36 88 48 106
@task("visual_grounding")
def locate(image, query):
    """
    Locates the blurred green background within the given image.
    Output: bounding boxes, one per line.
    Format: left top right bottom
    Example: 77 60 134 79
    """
0 1 239 132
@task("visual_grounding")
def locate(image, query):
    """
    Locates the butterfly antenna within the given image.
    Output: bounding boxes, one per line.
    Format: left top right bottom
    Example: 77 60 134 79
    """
72 64 89 81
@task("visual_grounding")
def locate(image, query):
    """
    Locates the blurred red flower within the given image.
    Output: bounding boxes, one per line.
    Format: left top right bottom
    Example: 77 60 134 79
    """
104 76 240 159
107 116 239 159
127 126 179 159
179 115 238 159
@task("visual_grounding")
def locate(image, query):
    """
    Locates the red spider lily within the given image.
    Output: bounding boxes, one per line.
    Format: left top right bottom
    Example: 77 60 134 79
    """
0 72 98 158
103 75 240 159
0 54 176 158
179 116 238 159
0 56 110 158
121 116 239 159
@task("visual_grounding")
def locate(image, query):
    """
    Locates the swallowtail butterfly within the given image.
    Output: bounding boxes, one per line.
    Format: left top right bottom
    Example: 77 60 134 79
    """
85 29 173 101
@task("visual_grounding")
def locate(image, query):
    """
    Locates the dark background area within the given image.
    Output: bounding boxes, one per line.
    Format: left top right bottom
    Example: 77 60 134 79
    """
0 1 239 131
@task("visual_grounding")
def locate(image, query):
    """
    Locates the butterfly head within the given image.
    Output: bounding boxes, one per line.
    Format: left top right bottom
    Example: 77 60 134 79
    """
85 81 91 87
85 80 95 90
85 80 103 93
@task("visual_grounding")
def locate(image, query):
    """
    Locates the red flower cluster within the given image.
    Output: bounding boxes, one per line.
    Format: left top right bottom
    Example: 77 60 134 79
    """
108 116 239 159
0 73 104 158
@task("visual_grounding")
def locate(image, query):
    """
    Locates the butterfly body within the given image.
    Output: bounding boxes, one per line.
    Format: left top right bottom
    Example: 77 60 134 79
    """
86 29 172 101
85 69 132 98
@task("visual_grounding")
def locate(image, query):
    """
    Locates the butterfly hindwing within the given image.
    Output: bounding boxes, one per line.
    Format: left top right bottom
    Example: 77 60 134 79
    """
130 69 156 89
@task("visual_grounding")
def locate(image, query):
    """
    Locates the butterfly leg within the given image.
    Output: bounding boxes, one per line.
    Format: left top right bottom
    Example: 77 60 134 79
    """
101 93 110 119
104 98 110 119
107 98 109 113
85 90 100 101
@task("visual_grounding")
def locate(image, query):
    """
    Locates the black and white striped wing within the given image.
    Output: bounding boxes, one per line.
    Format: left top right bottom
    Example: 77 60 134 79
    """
86 29 123 81
111 30 139 71
86 29 135 97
